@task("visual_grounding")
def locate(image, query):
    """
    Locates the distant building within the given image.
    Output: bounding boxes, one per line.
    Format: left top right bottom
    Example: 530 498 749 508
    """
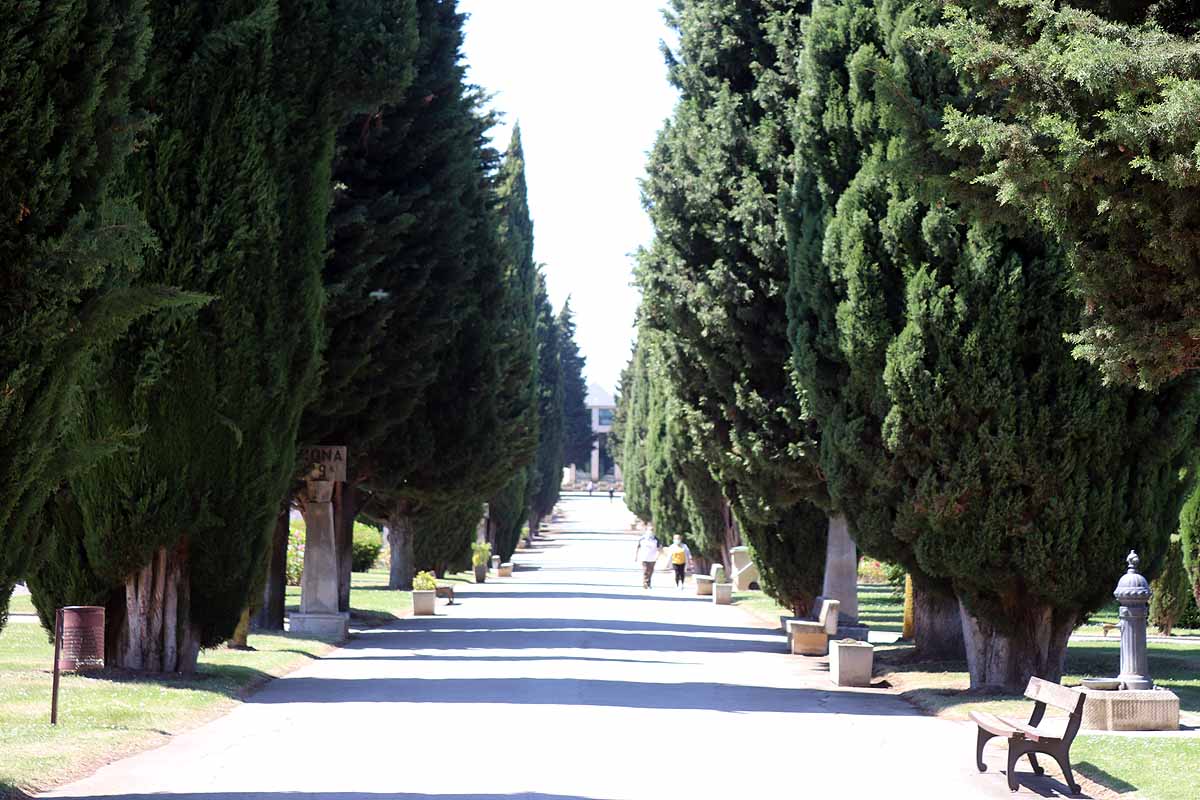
586 383 616 481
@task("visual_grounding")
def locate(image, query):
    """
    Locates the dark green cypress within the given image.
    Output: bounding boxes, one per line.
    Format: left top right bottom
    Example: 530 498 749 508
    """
1183 484 1200 611
0 0 171 631
557 301 593 471
786 0 1200 688
527 271 565 533
411 498 478 577
637 0 827 614
921 1 1200 387
29 0 325 672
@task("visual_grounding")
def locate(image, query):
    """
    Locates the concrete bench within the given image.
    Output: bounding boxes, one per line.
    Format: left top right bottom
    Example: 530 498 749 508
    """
971 677 1085 794
729 546 760 591
695 563 723 596
786 597 840 656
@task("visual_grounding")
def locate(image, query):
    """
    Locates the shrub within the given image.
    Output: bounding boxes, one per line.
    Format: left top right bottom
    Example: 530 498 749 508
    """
1151 534 1191 636
285 522 305 586
413 571 438 591
351 524 383 572
471 541 492 567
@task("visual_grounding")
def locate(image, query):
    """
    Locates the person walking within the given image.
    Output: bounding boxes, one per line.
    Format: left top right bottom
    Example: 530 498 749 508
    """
588 480 595 496
634 530 660 589
607 486 615 502
664 534 693 589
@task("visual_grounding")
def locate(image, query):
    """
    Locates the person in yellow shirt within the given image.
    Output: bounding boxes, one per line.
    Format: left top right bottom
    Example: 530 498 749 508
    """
665 534 693 589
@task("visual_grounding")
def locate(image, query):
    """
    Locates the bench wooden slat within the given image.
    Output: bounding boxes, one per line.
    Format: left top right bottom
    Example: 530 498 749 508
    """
969 711 1061 743
1025 676 1083 714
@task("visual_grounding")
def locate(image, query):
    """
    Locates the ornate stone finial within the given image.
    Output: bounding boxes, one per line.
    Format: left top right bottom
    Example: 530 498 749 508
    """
1127 550 1140 573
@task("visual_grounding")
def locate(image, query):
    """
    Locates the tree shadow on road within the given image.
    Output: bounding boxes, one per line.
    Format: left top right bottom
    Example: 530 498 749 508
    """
46 794 608 800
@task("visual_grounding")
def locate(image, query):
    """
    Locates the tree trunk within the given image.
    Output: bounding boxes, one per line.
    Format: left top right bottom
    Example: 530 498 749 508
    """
959 599 1075 691
527 510 540 542
334 485 357 613
912 578 964 660
253 506 289 632
112 542 201 673
230 607 251 649
821 514 858 623
388 512 415 590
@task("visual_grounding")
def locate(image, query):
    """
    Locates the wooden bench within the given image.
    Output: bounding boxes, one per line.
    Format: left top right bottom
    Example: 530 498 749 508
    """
970 677 1085 794
1101 622 1118 637
786 597 839 656
435 585 456 605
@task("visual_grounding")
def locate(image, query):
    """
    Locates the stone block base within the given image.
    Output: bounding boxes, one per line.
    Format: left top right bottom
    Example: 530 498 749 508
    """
695 577 714 596
1081 687 1180 731
290 612 349 639
830 640 874 687
713 583 733 605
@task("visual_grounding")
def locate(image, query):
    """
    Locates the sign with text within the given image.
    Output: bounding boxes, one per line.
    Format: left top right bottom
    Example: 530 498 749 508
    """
299 446 347 482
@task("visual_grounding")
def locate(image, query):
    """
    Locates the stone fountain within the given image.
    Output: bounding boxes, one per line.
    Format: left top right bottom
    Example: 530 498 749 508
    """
1079 551 1180 731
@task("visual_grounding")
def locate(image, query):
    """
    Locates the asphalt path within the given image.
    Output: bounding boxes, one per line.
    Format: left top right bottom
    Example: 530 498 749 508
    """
44 496 1074 799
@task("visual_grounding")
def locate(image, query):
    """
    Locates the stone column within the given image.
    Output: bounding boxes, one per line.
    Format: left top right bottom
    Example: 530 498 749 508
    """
822 514 859 623
1115 550 1153 690
289 479 349 638
590 441 600 481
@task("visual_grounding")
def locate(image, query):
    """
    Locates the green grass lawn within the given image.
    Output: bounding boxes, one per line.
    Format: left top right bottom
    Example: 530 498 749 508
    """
0 569 415 799
878 639 1200 800
1076 600 1200 638
5 593 35 617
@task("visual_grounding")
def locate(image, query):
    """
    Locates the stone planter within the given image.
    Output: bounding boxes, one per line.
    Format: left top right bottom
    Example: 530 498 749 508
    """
695 576 714 596
473 564 487 583
412 589 436 616
713 582 733 605
830 639 873 687
498 562 514 577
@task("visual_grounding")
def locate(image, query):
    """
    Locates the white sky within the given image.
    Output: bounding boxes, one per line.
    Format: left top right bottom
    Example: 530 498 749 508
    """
459 0 679 393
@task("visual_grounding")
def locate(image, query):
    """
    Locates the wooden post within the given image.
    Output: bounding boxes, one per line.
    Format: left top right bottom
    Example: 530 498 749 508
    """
50 609 63 725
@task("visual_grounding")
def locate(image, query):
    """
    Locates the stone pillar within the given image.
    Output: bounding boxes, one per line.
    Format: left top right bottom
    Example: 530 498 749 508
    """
290 479 349 638
590 441 600 481
1115 550 1153 690
821 514 858 623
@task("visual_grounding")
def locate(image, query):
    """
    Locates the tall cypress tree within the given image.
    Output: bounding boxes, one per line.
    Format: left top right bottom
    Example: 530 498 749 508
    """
1180 483 1200 610
786 0 1200 688
527 271 565 533
485 125 541 559
0 0 174 631
557 301 593 470
637 0 827 614
29 0 325 672
923 0 1200 388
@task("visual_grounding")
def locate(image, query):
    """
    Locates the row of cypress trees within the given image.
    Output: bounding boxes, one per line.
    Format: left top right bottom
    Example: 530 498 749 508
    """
617 0 1200 690
1 0 587 672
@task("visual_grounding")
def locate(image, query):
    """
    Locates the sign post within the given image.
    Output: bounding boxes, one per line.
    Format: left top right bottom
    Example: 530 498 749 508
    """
50 605 105 725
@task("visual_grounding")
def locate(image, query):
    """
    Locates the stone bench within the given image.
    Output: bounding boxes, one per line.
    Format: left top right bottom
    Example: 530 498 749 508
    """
695 563 724 596
972 677 1085 794
729 546 760 591
786 597 839 656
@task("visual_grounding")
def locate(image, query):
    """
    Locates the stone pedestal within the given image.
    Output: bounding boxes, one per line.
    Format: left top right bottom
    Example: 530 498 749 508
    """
1081 687 1180 731
830 640 874 687
1114 550 1153 690
292 480 348 639
822 515 858 623
412 590 436 616
713 583 733 605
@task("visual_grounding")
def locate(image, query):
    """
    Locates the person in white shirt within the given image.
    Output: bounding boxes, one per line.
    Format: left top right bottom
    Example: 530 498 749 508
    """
664 534 693 589
634 531 660 589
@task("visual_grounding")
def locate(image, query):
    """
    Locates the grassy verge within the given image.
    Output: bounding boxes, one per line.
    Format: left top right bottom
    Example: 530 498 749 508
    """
1076 600 1200 638
0 569 414 799
733 581 905 632
6 594 35 617
878 639 1199 800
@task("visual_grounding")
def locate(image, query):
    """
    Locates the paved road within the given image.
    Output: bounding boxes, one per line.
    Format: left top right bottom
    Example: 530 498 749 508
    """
45 496 1077 799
